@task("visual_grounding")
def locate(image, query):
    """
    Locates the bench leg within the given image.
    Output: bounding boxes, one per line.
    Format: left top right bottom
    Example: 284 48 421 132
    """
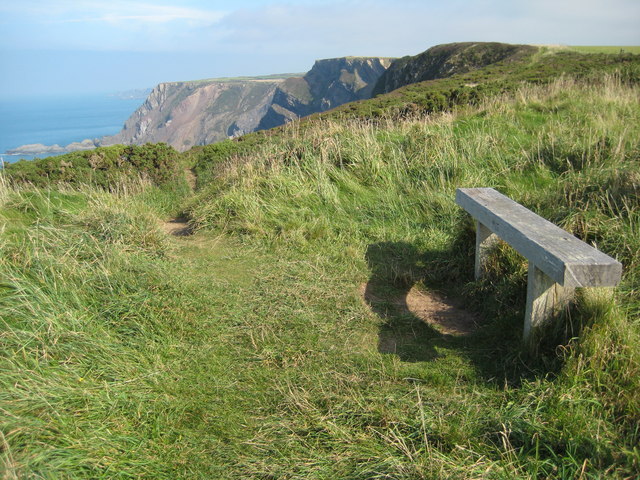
475 221 498 280
523 264 575 341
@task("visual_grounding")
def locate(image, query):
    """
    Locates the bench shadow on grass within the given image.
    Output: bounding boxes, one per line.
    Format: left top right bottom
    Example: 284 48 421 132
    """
364 240 572 385
364 241 474 363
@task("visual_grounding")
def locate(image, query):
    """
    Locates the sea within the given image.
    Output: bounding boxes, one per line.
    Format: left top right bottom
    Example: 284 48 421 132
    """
0 93 144 164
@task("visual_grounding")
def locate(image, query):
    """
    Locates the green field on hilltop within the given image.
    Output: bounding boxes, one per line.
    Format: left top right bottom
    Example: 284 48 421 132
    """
187 72 306 84
2 49 640 479
568 46 640 54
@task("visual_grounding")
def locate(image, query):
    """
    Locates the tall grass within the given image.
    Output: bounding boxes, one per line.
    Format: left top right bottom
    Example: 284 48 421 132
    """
0 170 13 209
0 183 186 477
189 77 639 270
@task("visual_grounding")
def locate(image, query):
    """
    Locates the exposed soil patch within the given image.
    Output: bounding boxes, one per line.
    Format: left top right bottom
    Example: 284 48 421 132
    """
360 283 480 336
162 217 193 237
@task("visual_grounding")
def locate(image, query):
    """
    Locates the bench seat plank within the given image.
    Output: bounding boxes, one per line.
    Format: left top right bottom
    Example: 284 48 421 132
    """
456 188 622 288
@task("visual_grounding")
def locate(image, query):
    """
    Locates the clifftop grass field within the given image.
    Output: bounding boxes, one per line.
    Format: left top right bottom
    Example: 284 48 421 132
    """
1 49 640 478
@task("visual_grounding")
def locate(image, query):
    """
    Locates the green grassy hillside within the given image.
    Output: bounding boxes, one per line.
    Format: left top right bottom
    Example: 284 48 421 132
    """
351 48 640 119
1 48 639 478
372 42 538 96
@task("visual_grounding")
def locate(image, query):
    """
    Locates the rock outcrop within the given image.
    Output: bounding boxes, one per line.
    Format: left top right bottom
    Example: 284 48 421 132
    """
102 57 394 152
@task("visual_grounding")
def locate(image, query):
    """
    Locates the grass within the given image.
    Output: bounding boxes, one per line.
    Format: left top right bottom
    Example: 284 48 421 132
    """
1 70 639 478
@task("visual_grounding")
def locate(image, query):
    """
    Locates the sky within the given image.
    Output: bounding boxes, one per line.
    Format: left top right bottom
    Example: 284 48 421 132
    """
1 0 639 97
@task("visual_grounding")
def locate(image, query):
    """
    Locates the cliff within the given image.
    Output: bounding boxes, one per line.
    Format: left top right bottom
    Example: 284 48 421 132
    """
103 57 393 152
102 79 283 151
372 42 537 96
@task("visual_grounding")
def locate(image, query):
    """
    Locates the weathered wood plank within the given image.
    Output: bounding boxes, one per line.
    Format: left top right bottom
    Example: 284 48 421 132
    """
456 188 622 288
523 264 575 340
475 221 499 280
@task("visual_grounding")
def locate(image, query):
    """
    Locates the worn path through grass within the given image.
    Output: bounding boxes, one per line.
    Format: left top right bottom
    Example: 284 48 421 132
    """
152 227 529 479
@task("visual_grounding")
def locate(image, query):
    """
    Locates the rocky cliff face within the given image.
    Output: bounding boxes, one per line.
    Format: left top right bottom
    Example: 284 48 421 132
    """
257 57 393 130
372 42 537 96
305 57 393 110
103 57 393 152
102 80 280 151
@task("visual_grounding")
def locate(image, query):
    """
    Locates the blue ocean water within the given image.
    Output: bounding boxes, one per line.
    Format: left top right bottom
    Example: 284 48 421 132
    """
0 94 143 163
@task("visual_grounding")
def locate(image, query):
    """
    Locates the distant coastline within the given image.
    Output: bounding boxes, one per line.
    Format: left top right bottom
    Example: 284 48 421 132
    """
107 88 152 100
0 92 145 163
6 139 99 156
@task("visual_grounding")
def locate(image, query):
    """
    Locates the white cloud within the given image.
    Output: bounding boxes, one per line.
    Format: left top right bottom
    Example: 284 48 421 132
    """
0 0 228 52
0 1 226 26
57 1 226 25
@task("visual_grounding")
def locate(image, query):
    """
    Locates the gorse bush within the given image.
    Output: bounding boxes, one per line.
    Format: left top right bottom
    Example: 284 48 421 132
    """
3 143 181 189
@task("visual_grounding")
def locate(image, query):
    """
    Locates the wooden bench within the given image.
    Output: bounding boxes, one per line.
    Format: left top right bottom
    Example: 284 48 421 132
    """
455 188 622 341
